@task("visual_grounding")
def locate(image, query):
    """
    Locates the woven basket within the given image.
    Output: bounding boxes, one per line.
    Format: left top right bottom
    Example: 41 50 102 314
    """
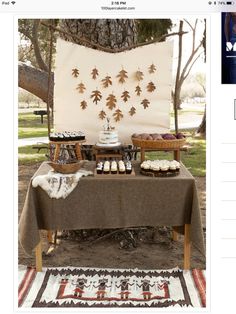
131 137 186 149
49 161 82 174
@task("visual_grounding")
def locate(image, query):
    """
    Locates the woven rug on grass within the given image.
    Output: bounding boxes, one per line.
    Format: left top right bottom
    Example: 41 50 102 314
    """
18 265 206 308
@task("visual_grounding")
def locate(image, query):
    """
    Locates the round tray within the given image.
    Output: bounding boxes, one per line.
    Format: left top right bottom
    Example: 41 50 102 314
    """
49 161 82 174
132 137 186 149
140 169 179 177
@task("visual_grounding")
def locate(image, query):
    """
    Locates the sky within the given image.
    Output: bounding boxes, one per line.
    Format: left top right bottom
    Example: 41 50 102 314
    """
168 18 206 75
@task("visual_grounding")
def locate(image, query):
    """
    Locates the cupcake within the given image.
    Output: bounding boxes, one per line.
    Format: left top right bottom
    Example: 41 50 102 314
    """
169 161 177 172
126 161 132 174
63 132 71 141
103 161 110 174
57 132 64 140
173 160 180 172
152 162 160 175
141 161 151 172
118 161 126 174
96 162 103 174
111 161 118 174
160 161 169 174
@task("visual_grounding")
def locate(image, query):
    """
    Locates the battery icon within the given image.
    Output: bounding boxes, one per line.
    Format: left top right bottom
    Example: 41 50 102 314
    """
226 1 233 4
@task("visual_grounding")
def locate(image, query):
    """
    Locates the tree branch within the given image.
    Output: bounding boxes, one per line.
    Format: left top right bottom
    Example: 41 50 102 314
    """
32 20 49 72
183 19 194 31
182 53 202 82
179 40 203 87
18 62 53 106
18 27 33 42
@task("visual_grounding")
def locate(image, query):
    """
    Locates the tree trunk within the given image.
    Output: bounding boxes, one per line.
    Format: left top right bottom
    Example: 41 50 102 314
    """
197 105 206 136
59 19 137 49
18 62 54 105
173 20 183 133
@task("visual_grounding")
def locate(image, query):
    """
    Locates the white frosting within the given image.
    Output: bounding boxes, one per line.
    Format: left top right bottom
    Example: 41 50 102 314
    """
99 130 119 144
111 161 117 171
103 161 110 172
118 161 125 172
141 160 180 172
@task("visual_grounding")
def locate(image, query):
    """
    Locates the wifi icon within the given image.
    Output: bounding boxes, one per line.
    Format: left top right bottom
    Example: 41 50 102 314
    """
11 1 16 4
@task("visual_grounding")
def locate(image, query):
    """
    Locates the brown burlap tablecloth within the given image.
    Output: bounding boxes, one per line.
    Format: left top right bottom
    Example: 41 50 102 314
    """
19 161 205 256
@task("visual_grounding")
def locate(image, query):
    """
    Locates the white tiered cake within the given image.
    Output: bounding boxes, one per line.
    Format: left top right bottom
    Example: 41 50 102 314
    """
97 118 120 147
99 130 119 144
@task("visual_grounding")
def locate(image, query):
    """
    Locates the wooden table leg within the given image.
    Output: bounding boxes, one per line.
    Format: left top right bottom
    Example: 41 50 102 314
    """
54 143 61 161
184 224 191 269
75 143 82 160
172 230 179 241
35 241 42 272
47 230 53 243
53 230 58 245
174 149 180 162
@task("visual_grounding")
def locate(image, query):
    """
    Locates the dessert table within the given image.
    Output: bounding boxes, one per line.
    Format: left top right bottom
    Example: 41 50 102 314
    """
50 140 86 161
19 161 205 272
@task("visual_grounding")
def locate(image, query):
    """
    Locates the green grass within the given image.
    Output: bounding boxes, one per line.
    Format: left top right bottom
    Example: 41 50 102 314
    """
18 145 49 164
18 113 49 139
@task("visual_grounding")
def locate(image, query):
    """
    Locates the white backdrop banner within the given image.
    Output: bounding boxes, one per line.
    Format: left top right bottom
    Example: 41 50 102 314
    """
54 38 173 144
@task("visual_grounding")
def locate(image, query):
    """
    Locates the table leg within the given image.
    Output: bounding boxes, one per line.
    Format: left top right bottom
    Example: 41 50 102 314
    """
184 224 191 269
35 241 42 272
141 148 145 162
47 230 53 243
75 143 82 160
54 143 61 161
53 230 58 245
174 149 180 162
172 230 179 241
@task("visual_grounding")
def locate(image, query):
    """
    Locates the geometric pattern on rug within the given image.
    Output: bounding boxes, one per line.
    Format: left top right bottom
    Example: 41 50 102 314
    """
18 266 206 308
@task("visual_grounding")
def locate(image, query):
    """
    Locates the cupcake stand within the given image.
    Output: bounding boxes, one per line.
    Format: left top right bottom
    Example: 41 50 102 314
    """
50 139 86 161
131 137 186 162
93 143 123 162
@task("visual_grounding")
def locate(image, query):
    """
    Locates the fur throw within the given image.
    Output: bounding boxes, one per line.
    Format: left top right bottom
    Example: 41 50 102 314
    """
32 169 93 199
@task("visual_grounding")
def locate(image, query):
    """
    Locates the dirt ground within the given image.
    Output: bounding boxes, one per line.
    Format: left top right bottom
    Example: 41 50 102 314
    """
18 163 206 270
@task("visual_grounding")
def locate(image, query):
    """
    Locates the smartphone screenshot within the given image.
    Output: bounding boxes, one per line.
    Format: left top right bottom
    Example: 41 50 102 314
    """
0 0 236 313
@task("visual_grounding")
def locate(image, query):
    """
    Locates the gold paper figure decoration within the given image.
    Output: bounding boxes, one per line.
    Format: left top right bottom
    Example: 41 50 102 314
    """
76 82 86 93
91 89 102 104
135 70 144 81
72 68 79 78
80 100 87 110
121 90 130 102
113 109 124 122
135 85 142 96
141 98 150 109
74 60 160 122
106 93 117 110
149 63 156 73
101 76 112 88
147 81 156 92
91 67 99 80
129 106 136 116
99 110 107 120
117 69 128 83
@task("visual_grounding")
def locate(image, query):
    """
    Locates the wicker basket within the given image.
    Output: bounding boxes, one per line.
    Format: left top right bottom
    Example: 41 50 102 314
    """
49 161 82 174
131 137 186 149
